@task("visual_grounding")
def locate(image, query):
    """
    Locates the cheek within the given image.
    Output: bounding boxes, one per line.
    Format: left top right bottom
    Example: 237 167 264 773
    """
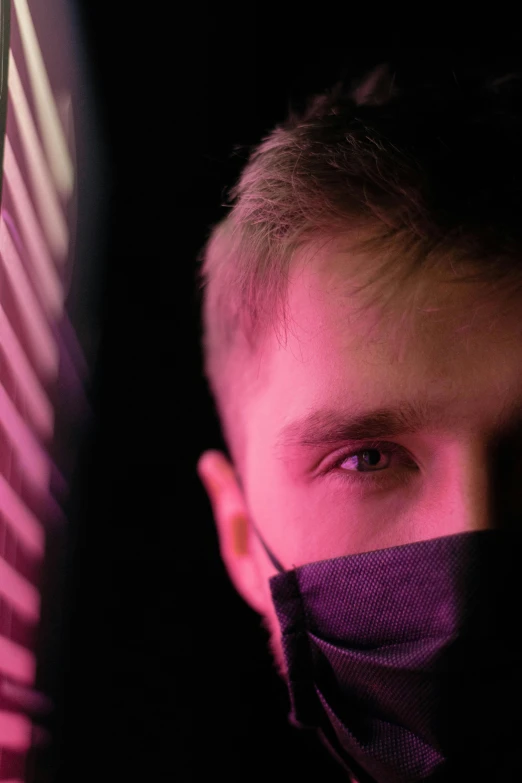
260 605 288 679
248 537 288 677
249 454 429 565
248 459 354 569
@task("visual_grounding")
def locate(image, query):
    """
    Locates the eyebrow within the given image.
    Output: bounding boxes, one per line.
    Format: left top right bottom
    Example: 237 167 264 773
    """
274 398 522 455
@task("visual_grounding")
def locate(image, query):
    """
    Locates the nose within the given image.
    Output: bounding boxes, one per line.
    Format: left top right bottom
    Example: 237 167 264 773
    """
423 437 522 537
434 441 490 537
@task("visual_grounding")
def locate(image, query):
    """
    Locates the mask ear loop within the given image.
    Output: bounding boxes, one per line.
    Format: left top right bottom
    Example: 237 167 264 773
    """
251 522 286 573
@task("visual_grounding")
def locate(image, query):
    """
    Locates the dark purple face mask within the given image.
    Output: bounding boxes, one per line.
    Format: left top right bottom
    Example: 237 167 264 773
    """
253 527 522 783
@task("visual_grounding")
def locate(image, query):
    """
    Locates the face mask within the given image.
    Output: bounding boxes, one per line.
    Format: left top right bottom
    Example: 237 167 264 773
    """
252 526 522 782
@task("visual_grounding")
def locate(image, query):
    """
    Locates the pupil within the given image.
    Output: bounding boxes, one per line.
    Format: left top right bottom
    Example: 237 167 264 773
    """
362 449 381 467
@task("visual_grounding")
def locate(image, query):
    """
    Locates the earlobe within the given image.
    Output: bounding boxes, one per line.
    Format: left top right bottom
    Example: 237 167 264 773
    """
196 449 267 615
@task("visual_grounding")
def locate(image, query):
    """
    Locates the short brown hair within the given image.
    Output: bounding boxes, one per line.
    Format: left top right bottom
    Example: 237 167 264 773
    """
197 62 522 468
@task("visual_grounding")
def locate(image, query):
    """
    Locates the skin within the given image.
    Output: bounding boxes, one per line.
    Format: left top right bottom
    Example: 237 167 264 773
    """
197 245 522 678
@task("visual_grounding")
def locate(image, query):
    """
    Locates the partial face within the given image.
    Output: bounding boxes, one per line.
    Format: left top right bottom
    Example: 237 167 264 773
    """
199 247 522 677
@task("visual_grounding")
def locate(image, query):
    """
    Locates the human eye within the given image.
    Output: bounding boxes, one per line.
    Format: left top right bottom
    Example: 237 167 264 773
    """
325 440 417 490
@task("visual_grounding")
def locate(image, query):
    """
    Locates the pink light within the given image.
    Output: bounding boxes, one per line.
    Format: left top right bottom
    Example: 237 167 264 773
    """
0 680 52 713
0 384 51 492
3 136 64 319
0 559 40 623
0 635 36 684
0 711 32 751
0 474 45 559
0 214 59 380
7 52 69 262
0 0 83 774
0 305 54 440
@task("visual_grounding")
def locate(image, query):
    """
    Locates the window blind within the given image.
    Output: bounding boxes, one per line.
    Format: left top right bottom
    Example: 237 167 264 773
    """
0 1 89 779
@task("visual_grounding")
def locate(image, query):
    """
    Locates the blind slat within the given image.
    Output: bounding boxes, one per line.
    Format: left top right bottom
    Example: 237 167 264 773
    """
0 214 58 379
0 383 50 492
0 637 34 686
0 559 39 624
3 135 64 318
7 52 68 262
0 474 44 558
12 0 74 199
0 305 54 440
0 711 31 751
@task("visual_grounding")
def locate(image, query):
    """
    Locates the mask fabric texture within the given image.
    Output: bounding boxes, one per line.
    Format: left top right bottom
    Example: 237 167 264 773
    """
254 528 522 782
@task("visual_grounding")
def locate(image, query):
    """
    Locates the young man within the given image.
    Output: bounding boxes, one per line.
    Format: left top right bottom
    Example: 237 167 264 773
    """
196 62 522 782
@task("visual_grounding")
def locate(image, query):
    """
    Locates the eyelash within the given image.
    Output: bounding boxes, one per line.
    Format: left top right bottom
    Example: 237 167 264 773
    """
328 440 414 489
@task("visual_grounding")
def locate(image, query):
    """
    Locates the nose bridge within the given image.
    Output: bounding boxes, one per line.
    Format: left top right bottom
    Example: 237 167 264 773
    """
434 429 522 535
435 439 493 536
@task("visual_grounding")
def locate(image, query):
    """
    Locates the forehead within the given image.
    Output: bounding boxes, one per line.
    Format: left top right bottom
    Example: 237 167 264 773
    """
246 247 522 437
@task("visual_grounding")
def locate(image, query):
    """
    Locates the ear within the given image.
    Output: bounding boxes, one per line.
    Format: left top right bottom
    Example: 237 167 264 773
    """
197 449 267 616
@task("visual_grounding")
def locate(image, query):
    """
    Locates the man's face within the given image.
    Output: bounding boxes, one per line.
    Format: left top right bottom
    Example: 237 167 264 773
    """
199 246 522 677
230 248 522 675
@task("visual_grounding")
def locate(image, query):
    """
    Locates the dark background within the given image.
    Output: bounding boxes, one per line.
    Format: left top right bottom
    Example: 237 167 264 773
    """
29 13 522 783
